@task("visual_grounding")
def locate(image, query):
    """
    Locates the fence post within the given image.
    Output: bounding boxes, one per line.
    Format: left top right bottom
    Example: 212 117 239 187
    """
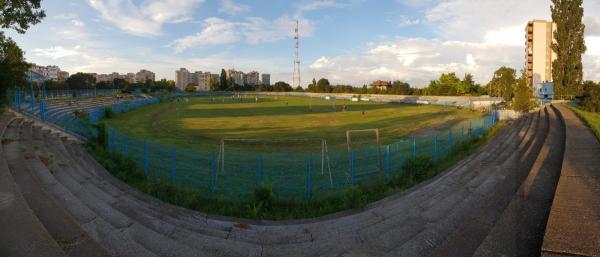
351 150 356 188
256 156 262 185
385 145 391 179
211 153 216 194
448 128 453 151
412 137 417 159
123 135 128 156
433 134 438 162
170 147 175 186
469 121 472 137
306 155 313 199
143 141 148 177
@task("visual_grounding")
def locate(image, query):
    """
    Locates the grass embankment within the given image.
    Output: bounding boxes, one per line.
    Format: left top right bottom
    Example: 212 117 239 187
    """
569 105 600 140
105 96 483 151
86 121 503 220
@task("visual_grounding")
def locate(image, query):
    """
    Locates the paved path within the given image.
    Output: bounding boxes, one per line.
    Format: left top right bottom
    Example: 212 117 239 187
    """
541 105 600 257
2 104 599 257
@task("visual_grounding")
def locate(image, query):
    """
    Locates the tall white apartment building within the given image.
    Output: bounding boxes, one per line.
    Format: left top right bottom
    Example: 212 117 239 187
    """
246 71 260 86
192 71 211 91
525 20 557 87
261 74 270 86
176 68 193 90
226 69 245 86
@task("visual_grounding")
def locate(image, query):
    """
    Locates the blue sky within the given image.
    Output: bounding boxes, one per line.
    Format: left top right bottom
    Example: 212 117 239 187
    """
6 0 600 87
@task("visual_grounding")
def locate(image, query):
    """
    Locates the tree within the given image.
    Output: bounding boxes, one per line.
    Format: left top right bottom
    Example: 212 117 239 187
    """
425 73 462 96
0 1 45 99
208 75 218 91
512 70 534 113
390 80 410 95
488 67 517 101
184 83 197 92
582 81 600 112
66 73 96 90
551 0 586 99
0 34 28 93
0 0 45 34
316 78 331 93
219 69 227 91
272 81 292 92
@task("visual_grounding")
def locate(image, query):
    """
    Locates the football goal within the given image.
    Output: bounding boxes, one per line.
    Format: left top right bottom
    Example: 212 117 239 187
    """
345 128 383 175
217 138 334 187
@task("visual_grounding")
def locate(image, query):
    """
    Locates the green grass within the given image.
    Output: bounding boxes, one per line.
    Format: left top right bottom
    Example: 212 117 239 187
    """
86 121 502 220
106 96 483 152
570 105 600 140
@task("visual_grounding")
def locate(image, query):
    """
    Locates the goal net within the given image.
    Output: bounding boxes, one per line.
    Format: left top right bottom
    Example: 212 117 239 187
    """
217 138 334 187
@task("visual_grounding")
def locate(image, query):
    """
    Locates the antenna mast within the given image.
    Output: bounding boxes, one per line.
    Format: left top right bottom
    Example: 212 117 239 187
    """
293 20 301 88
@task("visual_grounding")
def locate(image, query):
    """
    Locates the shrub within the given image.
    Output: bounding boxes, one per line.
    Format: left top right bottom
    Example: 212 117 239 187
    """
254 183 275 210
404 155 434 181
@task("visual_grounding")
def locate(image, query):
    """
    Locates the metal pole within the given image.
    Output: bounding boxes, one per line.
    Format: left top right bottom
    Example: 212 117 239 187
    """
306 155 312 199
211 153 216 194
412 137 417 159
171 147 175 185
386 145 391 179
351 150 356 188
143 141 148 177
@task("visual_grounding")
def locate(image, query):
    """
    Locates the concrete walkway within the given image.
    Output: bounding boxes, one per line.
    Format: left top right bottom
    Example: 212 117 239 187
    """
542 105 600 257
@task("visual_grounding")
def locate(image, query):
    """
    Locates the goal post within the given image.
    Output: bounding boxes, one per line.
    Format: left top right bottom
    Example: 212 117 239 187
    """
345 128 383 175
217 138 333 187
346 128 381 152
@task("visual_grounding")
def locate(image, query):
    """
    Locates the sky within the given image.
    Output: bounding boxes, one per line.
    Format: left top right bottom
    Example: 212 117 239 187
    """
6 0 600 87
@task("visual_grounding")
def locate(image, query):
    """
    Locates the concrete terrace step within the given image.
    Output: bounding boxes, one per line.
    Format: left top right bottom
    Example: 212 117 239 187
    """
379 108 548 257
472 104 565 257
37 127 259 256
5 120 110 257
0 116 66 257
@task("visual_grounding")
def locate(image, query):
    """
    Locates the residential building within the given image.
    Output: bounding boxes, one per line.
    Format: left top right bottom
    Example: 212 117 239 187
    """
95 72 136 84
370 80 392 91
261 73 271 86
525 20 557 87
176 68 193 90
192 71 211 91
29 64 67 81
226 69 245 86
45 66 60 81
246 71 260 86
58 71 69 81
135 69 155 83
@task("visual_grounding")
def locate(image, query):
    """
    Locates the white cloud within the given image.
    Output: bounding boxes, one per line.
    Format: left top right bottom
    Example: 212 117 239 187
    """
170 18 240 52
484 26 523 46
398 16 420 27
87 0 204 36
33 46 81 60
170 16 315 52
219 0 249 15
310 56 335 69
71 19 85 27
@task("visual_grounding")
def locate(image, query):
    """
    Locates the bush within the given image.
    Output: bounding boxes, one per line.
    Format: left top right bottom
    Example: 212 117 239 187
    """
104 107 114 119
253 183 275 210
403 155 434 181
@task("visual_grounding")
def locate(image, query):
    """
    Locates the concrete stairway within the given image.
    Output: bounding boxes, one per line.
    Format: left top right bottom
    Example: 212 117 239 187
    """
2 104 591 257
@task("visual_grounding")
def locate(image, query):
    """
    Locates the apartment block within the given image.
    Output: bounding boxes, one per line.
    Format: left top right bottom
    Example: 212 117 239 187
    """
261 73 270 86
135 69 156 83
525 20 557 87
